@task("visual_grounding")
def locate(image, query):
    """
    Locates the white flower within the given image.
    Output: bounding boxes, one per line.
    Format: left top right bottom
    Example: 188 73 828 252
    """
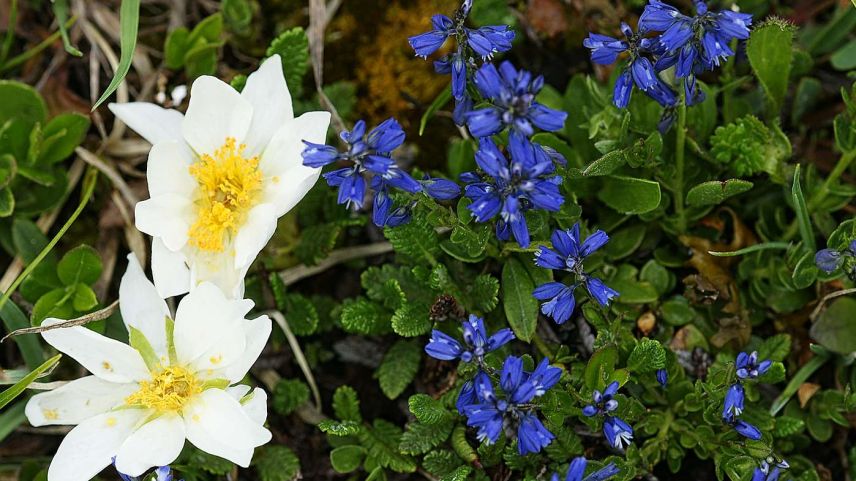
25 255 273 481
109 55 331 298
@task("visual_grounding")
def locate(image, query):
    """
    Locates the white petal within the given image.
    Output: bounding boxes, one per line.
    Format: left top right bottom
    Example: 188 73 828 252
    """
188 251 244 299
241 55 294 157
135 194 192 252
260 111 330 177
41 321 150 383
147 140 196 197
26 376 137 426
182 76 253 156
151 237 191 298
241 387 269 425
233 203 277 270
46 409 145 481
183 389 271 467
108 103 184 145
263 169 320 218
173 283 253 366
226 385 251 400
214 315 271 384
120 254 170 359
114 414 186 476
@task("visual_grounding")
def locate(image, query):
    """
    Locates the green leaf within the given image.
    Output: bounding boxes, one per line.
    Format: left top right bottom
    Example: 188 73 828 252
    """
384 221 440 264
583 150 626 177
376 340 420 399
272 378 310 415
31 288 74 325
791 165 816 253
0 354 61 410
93 0 140 109
318 419 361 436
747 19 795 113
0 80 47 130
758 334 792 362
253 445 301 481
0 300 43 369
399 417 454 455
222 0 253 31
627 338 666 373
469 274 499 313
164 27 190 69
0 187 14 217
269 276 319 336
332 385 361 422
340 298 390 335
266 27 309 97
391 303 431 337
584 345 618 390
502 257 538 342
71 283 98 311
685 179 753 207
38 113 90 165
330 445 365 473
408 394 451 424
810 297 856 354
358 419 416 473
57 245 102 286
597 175 661 214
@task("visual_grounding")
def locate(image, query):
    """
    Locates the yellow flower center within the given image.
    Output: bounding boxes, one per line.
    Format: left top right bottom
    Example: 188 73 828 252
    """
125 365 200 413
188 137 263 252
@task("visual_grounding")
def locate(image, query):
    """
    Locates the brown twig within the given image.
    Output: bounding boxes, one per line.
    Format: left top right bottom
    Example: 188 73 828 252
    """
1 300 119 343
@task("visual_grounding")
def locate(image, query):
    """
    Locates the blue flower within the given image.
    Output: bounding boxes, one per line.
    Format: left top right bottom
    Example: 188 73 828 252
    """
583 23 677 109
582 381 634 448
582 381 620 417
551 457 620 481
425 314 514 362
302 118 422 227
736 351 771 380
114 463 180 481
460 355 560 454
408 15 455 58
815 248 842 273
722 383 744 421
640 0 753 102
656 368 668 387
461 135 564 248
730 418 762 440
752 467 782 481
421 176 462 200
410 0 515 119
532 224 619 324
603 415 635 448
465 61 567 138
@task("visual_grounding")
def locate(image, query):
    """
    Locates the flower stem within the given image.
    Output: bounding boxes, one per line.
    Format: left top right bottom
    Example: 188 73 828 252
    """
674 92 688 233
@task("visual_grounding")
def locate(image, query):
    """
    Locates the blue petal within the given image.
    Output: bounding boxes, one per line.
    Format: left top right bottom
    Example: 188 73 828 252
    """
580 230 609 257
565 457 587 481
517 413 554 454
613 69 633 108
423 177 462 200
733 420 762 440
301 141 339 167
585 277 619 306
425 330 464 360
367 118 406 153
466 108 504 138
534 246 566 270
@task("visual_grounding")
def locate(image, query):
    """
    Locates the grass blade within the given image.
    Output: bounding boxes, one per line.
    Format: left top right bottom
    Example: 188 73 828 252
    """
419 85 452 136
50 0 82 57
91 0 140 110
0 301 44 370
792 165 816 253
0 400 26 443
0 354 61 410
769 349 829 416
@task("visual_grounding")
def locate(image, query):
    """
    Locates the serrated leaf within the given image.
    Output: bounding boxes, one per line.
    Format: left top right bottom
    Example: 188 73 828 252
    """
318 419 361 436
358 419 416 473
384 221 440 264
627 338 666 373
266 27 309 97
408 394 451 424
253 445 301 481
376 340 420 399
422 450 463 477
332 385 361 423
468 274 499 313
391 303 431 337
273 379 310 415
340 298 391 335
399 417 454 455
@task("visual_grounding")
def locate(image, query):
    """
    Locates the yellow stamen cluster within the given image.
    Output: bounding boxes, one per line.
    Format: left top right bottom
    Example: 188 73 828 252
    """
188 137 263 252
125 365 200 413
